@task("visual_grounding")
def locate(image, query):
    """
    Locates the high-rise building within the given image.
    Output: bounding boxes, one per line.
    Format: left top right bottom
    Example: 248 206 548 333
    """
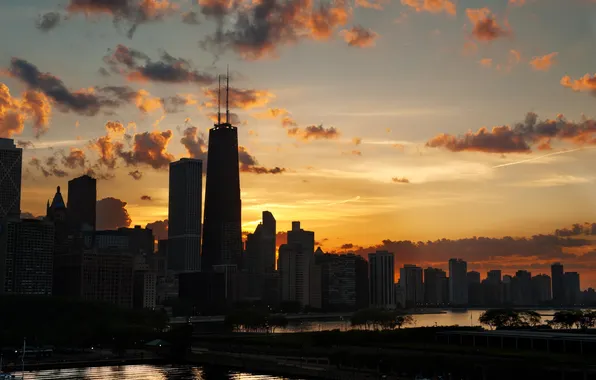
512 270 532 305
67 175 96 233
133 255 157 309
369 250 395 309
484 270 502 306
202 75 242 272
551 263 565 305
401 264 423 307
2 218 54 295
245 211 276 274
531 274 551 304
0 138 22 218
168 158 202 272
424 267 447 306
564 272 581 305
278 221 314 307
449 258 468 306
467 271 482 306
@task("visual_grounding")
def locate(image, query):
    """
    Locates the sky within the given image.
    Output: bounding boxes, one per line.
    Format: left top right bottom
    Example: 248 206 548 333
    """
1 0 596 286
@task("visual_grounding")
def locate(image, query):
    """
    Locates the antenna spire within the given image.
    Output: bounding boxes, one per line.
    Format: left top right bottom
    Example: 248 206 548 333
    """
217 75 221 125
225 65 230 124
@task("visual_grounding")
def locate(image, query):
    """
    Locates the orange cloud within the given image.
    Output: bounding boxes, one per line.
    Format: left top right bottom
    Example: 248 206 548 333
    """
561 73 596 91
105 121 126 135
340 26 379 48
252 108 298 128
0 83 52 138
401 0 456 15
90 135 118 169
508 0 526 6
479 58 493 68
116 130 175 170
203 87 274 110
62 148 86 169
529 52 558 72
355 0 387 10
288 124 340 141
466 8 510 42
392 177 410 183
352 137 362 145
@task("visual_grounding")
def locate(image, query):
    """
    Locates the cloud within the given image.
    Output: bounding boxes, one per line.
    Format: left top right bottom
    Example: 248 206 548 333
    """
401 0 456 15
341 243 355 249
200 0 351 60
61 148 86 169
206 112 242 125
203 86 274 109
116 130 175 169
141 195 152 201
129 170 143 180
16 140 34 149
556 223 596 237
561 73 596 92
181 10 201 24
66 0 179 38
466 8 510 42
479 58 493 68
352 137 362 145
105 120 126 135
340 26 378 48
29 157 69 178
146 219 168 240
426 112 596 154
355 0 387 10
288 124 340 141
252 108 297 127
36 12 61 32
0 83 52 138
529 52 558 72
96 197 132 230
180 126 208 161
89 135 118 169
238 146 286 174
103 46 215 85
392 177 410 183
342 150 362 156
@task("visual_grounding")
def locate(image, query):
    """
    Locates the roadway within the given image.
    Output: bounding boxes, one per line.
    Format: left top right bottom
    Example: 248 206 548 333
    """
170 312 353 324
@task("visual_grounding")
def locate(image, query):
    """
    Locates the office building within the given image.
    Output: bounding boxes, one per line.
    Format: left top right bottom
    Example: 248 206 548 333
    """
202 76 242 271
245 211 276 274
133 255 157 309
564 272 581 305
278 222 315 307
369 250 395 309
168 158 202 272
179 271 226 315
119 225 154 256
512 270 532 305
467 271 482 306
67 175 96 232
551 263 565 305
484 269 502 306
401 264 423 307
1 218 54 295
0 138 22 218
424 267 447 306
531 274 551 304
449 258 467 306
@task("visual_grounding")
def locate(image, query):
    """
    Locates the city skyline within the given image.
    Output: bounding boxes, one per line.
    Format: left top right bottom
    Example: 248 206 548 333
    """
1 1 595 284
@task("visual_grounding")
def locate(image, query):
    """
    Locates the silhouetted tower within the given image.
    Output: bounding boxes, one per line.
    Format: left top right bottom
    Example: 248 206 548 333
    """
67 175 96 233
201 69 242 271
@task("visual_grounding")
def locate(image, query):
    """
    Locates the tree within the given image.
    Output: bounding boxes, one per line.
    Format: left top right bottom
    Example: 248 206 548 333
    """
350 308 415 330
549 310 596 329
479 309 542 329
224 309 288 333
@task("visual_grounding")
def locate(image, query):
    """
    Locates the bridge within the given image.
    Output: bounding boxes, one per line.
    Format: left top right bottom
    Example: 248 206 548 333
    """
170 312 353 324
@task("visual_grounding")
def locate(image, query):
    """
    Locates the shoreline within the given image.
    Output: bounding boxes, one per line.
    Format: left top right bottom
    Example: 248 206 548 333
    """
2 357 168 373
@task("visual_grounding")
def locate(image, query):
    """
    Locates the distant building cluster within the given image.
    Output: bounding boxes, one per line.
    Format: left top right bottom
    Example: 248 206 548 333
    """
0 79 593 315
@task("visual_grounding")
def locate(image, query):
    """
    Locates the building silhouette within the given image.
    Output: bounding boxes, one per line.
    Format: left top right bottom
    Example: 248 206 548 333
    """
449 258 468 306
168 158 202 272
551 262 565 305
245 211 276 274
564 272 581 305
278 221 314 307
202 74 242 272
67 175 96 233
424 267 447 306
368 250 395 309
401 264 423 307
532 274 551 304
0 138 22 218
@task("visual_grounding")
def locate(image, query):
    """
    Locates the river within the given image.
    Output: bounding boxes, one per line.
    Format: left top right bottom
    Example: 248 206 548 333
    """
276 309 567 332
20 365 292 380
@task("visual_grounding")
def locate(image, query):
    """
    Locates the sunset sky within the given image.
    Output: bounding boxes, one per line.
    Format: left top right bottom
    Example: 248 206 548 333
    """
1 0 596 285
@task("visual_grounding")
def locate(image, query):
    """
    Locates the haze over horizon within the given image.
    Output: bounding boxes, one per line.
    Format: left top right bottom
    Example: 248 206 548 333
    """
1 0 595 285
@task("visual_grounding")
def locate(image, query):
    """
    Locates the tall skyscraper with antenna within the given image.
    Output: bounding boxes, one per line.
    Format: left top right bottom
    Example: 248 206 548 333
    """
201 69 242 272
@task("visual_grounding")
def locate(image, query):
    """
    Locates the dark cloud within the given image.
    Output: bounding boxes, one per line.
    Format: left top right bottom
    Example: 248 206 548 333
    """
392 177 410 184
146 219 168 241
288 124 340 141
128 170 143 180
140 195 152 201
340 25 378 48
200 0 350 60
466 8 510 42
96 197 132 230
426 112 596 153
180 126 207 161
103 45 215 85
61 148 86 169
181 11 200 25
85 167 115 181
16 140 34 149
98 67 111 77
116 130 175 169
556 223 596 237
238 146 286 174
36 12 61 32
161 95 196 113
341 243 354 249
29 157 69 178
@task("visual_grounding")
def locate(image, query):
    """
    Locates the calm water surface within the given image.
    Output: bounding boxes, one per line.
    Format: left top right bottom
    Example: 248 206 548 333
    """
277 309 569 332
22 365 293 380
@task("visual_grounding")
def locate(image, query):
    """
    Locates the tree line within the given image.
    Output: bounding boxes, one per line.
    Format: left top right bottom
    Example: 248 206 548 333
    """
479 309 596 330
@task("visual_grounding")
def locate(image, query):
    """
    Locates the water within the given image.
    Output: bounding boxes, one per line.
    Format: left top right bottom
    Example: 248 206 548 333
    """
21 365 292 380
276 309 569 332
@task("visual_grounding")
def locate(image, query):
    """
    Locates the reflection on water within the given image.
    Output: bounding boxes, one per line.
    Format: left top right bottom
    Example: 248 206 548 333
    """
277 309 570 332
22 365 293 380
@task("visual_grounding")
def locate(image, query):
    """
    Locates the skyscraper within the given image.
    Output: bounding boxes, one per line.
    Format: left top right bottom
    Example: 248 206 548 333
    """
449 258 468 306
0 138 22 218
278 221 315 307
401 264 423 307
168 158 202 272
368 250 395 309
245 211 276 274
202 74 242 272
424 267 447 306
551 262 565 305
67 175 96 233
